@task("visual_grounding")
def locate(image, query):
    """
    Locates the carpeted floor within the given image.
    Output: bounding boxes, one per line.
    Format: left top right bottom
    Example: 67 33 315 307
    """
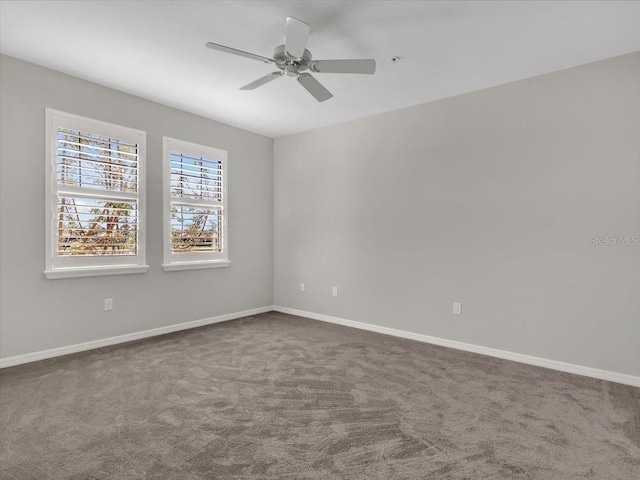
0 312 638 479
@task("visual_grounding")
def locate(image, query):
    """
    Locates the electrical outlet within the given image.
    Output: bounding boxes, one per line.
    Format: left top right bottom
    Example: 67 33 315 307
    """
300 283 305 292
104 298 113 311
453 302 462 315
332 287 338 297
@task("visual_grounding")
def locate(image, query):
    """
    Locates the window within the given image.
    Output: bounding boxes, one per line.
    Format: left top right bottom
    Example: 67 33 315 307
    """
162 137 229 271
44 109 148 279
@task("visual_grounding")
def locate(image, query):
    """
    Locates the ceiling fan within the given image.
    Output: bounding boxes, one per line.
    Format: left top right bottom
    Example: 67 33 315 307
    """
205 17 376 102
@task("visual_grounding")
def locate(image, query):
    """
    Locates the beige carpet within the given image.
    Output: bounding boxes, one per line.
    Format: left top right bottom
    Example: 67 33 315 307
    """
1 311 638 479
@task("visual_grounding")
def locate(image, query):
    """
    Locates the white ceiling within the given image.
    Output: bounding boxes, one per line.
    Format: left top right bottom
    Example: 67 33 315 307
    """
1 1 639 138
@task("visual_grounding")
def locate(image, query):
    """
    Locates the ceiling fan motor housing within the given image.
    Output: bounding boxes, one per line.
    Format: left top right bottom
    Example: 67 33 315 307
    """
274 44 312 75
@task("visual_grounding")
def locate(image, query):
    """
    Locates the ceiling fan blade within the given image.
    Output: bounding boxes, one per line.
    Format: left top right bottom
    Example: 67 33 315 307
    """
297 73 333 102
285 17 310 60
206 42 274 64
240 72 282 90
310 59 376 74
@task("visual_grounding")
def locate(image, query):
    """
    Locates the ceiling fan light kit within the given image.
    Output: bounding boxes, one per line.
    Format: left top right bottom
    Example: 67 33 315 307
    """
206 17 376 102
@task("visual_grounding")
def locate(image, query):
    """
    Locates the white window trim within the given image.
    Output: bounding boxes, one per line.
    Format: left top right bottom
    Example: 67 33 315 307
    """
44 109 149 279
162 137 229 272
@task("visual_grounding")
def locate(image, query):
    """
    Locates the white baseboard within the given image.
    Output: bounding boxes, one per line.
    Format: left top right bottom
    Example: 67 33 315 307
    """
273 306 640 388
4 305 638 388
0 306 274 369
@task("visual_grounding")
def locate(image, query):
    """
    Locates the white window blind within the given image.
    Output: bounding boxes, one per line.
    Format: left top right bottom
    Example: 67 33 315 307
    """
163 138 229 270
170 151 223 253
56 129 139 256
45 110 148 279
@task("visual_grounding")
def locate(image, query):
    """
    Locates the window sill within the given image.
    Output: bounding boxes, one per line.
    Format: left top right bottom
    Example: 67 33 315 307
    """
44 265 150 280
162 260 231 272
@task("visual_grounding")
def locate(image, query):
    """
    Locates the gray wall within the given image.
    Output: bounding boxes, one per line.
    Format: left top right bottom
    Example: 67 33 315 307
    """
274 52 640 377
2 52 638 378
0 55 273 359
